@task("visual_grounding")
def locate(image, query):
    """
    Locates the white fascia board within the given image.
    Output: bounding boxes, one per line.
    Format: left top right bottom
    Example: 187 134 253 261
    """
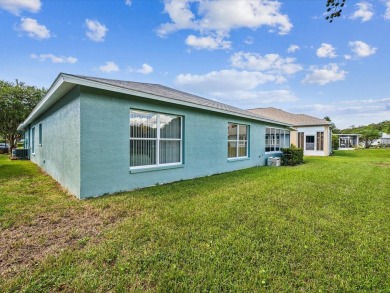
294 123 333 127
63 74 292 128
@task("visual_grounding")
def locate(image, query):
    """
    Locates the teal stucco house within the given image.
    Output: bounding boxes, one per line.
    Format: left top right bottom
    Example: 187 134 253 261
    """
18 73 292 199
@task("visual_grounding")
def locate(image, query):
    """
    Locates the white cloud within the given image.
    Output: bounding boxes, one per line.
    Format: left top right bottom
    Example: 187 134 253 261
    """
230 51 303 75
157 0 292 49
340 97 390 105
185 35 231 50
348 40 377 57
244 36 254 45
138 63 153 74
223 89 298 104
293 98 390 128
137 63 154 74
385 1 390 19
157 0 196 35
316 43 337 58
18 18 50 40
0 0 41 15
175 51 302 105
128 64 154 74
30 53 77 64
344 54 352 60
85 19 108 42
98 61 119 73
213 89 299 107
176 69 284 93
302 63 347 85
125 0 132 6
350 2 374 22
176 70 297 107
195 0 292 35
287 44 300 53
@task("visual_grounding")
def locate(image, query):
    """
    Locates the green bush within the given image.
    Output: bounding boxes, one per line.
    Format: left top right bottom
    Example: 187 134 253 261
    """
332 135 339 150
281 146 304 166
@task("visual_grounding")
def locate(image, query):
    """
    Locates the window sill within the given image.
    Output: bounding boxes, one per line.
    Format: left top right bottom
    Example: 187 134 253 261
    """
227 157 249 162
130 164 184 174
265 151 282 154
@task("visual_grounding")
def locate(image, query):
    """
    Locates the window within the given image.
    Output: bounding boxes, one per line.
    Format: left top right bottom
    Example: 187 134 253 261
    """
265 127 290 152
130 110 182 168
228 123 248 158
306 135 315 150
316 132 324 151
31 127 35 154
38 123 42 146
298 132 304 149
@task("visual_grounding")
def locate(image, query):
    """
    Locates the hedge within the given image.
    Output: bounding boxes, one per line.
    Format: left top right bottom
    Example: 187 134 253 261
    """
281 147 304 166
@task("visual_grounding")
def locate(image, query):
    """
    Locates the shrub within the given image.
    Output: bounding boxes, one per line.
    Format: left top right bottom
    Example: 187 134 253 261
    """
281 146 303 166
332 135 339 150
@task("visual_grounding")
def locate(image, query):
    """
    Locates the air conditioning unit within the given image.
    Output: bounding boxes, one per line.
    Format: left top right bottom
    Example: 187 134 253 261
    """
267 157 281 167
11 148 29 160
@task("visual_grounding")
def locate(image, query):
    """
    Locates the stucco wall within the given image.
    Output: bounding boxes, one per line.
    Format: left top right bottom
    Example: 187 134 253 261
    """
79 87 286 198
290 130 298 147
324 125 332 155
28 86 81 197
296 126 329 156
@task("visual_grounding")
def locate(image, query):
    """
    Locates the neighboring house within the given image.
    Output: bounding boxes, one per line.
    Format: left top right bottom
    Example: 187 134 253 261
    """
372 132 390 146
18 73 292 199
0 142 9 154
334 134 360 150
248 107 333 156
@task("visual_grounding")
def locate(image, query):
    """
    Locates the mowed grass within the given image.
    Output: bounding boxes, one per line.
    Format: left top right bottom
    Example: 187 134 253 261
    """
0 150 389 292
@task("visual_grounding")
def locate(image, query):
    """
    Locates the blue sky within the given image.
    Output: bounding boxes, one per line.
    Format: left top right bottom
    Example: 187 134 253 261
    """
1 0 389 128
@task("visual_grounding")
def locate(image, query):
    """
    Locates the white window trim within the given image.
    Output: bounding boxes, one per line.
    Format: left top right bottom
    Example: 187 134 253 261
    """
265 127 290 153
130 110 183 170
228 123 249 160
38 123 42 146
316 131 324 151
31 127 35 155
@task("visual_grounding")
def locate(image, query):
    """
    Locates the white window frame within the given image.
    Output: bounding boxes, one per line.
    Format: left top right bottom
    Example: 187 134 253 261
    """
38 123 42 146
316 131 324 151
228 123 249 159
130 110 183 170
265 127 290 153
31 127 35 155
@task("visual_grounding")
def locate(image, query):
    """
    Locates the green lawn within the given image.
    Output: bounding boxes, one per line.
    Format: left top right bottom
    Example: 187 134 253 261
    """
0 150 389 292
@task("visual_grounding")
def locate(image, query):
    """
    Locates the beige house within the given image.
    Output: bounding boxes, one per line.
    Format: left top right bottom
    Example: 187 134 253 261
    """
248 107 333 156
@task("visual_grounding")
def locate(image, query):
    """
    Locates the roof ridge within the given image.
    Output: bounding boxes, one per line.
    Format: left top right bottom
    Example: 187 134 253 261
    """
247 107 332 126
66 73 159 87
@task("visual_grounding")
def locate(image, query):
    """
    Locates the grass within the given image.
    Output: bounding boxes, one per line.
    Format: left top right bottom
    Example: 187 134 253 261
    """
0 150 389 292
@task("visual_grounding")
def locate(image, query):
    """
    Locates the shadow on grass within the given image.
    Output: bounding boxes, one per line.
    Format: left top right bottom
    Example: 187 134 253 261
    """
0 157 35 180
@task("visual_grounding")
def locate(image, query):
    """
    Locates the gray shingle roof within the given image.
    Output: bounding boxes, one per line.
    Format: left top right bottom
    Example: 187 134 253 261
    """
67 74 291 126
247 107 332 126
19 73 302 131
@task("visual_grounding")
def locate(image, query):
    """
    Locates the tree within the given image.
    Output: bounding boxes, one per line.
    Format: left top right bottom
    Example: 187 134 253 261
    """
325 0 346 22
357 127 381 149
0 80 46 152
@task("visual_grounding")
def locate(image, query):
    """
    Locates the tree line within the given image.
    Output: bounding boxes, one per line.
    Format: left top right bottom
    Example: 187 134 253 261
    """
0 80 46 152
333 121 390 148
